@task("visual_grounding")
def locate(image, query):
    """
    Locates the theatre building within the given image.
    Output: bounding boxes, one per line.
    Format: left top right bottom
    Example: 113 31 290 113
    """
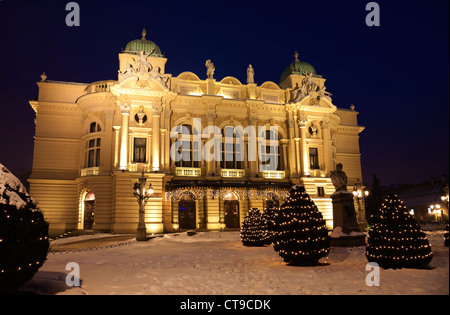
29 30 365 236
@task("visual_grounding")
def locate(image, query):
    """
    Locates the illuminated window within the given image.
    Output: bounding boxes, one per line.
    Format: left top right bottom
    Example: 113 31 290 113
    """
174 124 200 168
87 138 101 168
221 127 243 170
260 129 281 171
309 147 319 170
133 138 147 163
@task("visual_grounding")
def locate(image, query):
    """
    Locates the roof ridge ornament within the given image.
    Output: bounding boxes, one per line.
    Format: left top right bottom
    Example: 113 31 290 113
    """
141 28 147 40
294 50 299 61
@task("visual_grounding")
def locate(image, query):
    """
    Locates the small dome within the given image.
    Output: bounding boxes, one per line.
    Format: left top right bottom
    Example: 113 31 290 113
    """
124 29 163 57
280 51 317 84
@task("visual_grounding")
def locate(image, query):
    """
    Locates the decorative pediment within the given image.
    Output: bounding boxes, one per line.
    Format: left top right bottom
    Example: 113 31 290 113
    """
260 81 281 90
177 71 201 81
220 76 242 86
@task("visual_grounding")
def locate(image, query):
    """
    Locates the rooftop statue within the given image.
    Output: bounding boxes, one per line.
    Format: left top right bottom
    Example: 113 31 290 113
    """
247 64 254 84
205 59 215 79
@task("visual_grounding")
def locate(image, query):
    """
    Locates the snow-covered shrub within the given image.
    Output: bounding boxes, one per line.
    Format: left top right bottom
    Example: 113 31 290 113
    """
0 163 49 293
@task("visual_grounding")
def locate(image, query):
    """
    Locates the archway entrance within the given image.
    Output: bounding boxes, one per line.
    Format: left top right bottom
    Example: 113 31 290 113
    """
224 192 240 228
179 192 196 229
83 191 95 230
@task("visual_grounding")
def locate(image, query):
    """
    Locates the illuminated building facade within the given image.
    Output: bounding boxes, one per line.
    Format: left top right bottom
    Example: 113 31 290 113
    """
29 30 365 236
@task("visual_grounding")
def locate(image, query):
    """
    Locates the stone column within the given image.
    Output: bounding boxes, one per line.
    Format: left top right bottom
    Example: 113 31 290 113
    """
152 106 162 172
281 140 289 174
113 126 120 169
248 116 258 177
298 118 309 176
160 129 167 172
119 104 131 170
103 110 115 173
287 118 297 178
206 112 217 176
321 120 332 175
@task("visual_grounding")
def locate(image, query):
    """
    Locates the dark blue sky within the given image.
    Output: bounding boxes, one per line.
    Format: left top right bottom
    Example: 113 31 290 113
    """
0 0 448 186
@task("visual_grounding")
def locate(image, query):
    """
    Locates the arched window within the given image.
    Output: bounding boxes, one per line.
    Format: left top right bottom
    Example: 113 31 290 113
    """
90 122 101 133
221 126 244 169
174 124 200 168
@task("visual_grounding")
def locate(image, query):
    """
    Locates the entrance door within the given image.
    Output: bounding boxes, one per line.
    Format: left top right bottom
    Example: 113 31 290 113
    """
83 191 95 230
224 200 240 228
84 200 95 230
179 200 196 229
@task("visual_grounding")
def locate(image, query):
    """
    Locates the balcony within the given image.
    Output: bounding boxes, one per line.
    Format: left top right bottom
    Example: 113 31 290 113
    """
175 167 201 177
81 167 99 177
262 170 285 179
221 169 245 178
84 80 116 94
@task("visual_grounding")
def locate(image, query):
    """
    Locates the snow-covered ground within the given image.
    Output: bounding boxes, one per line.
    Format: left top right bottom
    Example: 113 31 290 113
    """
20 230 448 295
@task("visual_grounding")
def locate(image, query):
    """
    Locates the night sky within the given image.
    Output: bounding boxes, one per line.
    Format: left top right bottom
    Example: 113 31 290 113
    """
0 0 448 187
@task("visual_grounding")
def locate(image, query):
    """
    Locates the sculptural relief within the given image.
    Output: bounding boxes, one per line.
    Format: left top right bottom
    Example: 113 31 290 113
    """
118 50 170 89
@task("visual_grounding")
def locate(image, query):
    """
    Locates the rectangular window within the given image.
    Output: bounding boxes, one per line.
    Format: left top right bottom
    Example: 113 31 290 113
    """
309 148 319 170
133 138 147 163
317 186 325 197
87 150 95 168
86 138 101 168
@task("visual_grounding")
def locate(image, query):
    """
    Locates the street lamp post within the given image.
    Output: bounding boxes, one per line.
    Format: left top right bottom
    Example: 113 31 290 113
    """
133 169 154 241
429 204 442 223
353 179 369 228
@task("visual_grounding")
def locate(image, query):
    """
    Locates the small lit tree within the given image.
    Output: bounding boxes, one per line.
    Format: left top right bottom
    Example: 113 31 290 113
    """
240 208 267 247
366 194 433 269
273 185 330 266
261 200 278 245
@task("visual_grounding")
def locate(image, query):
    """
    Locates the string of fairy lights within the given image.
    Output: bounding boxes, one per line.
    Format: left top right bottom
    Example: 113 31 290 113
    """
165 187 290 202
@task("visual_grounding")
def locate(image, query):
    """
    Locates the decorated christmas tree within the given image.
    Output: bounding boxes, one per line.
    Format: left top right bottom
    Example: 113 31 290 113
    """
365 194 433 269
0 163 49 293
240 208 267 247
273 185 330 266
261 200 278 245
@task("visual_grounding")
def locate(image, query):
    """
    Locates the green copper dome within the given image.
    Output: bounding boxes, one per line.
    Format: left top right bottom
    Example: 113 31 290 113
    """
280 51 317 84
124 29 163 57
